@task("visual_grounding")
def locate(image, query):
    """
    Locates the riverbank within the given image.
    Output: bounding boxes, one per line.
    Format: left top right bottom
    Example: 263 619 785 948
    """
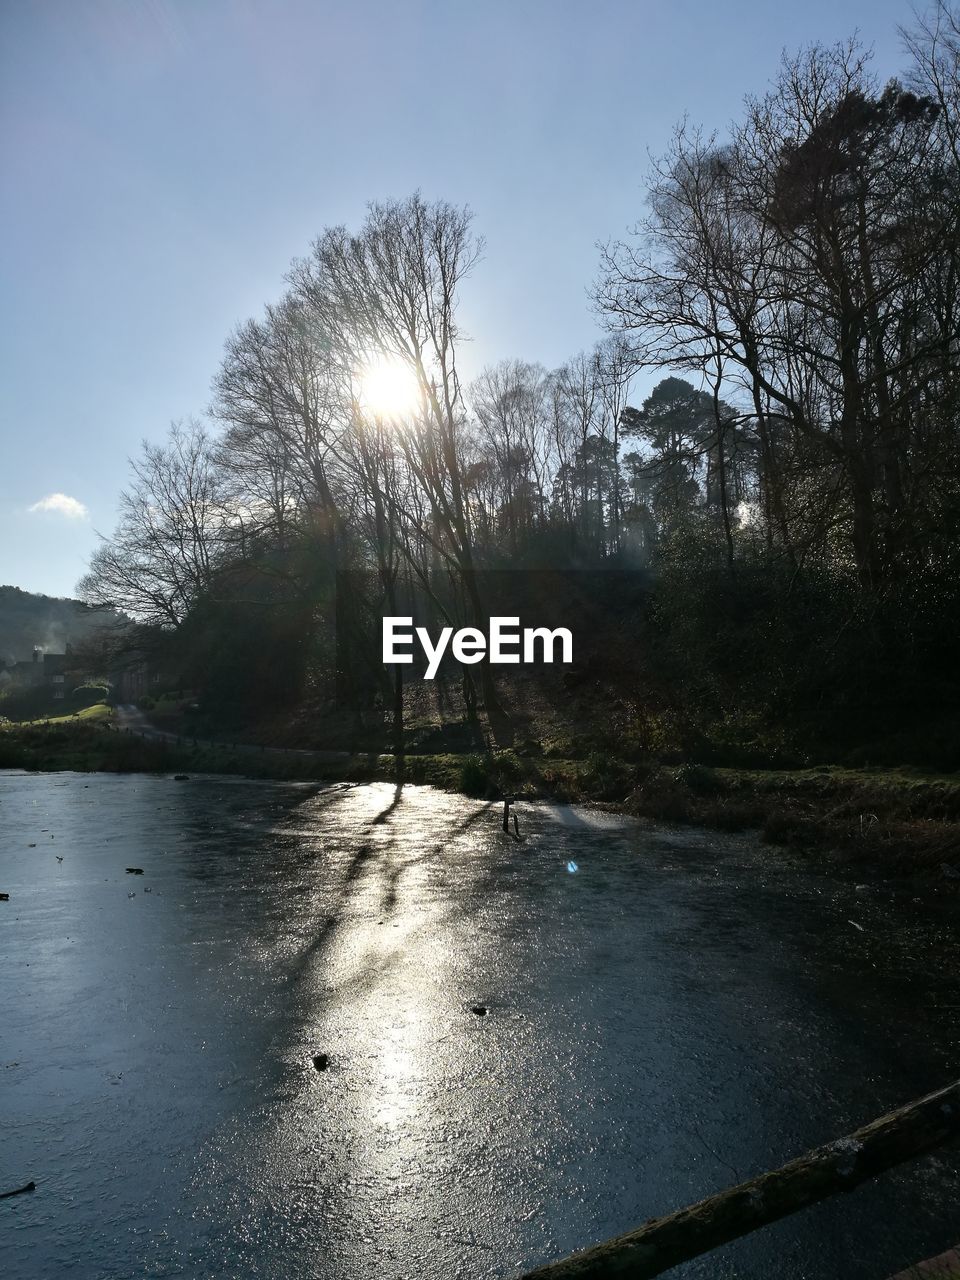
2 718 959 878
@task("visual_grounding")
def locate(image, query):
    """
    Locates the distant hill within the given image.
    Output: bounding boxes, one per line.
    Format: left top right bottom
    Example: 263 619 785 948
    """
0 585 126 665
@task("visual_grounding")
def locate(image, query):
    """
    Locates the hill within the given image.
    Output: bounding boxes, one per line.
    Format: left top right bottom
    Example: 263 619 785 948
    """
0 585 125 665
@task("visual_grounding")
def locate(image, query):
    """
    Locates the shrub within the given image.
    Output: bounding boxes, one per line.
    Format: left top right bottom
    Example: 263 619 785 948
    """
459 754 493 797
673 762 719 795
578 750 634 800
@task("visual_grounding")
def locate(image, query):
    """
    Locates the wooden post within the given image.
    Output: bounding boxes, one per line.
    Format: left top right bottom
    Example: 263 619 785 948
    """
513 1079 960 1279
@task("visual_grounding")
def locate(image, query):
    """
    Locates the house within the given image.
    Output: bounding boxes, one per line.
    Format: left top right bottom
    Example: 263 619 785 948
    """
43 650 71 699
112 658 166 703
3 645 74 698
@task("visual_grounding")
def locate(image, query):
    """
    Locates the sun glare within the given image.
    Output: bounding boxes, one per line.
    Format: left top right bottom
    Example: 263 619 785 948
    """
358 357 421 420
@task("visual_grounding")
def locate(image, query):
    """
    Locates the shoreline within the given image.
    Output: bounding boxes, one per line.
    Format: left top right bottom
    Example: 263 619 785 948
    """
3 718 959 881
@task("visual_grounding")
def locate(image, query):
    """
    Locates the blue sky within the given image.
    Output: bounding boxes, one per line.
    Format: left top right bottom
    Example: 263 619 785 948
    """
1 0 912 598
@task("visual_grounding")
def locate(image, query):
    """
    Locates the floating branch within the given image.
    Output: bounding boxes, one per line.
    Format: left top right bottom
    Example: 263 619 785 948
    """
0 1181 36 1200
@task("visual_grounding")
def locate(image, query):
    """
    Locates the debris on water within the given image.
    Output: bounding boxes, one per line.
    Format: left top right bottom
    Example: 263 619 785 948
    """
0 1181 36 1200
125 868 144 875
312 1053 330 1072
471 1005 488 1017
567 861 579 874
144 886 152 893
847 920 865 931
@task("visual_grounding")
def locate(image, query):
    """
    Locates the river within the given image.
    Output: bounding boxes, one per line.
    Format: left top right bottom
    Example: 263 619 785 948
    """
1 772 958 1278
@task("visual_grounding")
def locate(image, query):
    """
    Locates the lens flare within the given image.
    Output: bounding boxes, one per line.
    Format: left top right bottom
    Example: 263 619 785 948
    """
358 357 421 419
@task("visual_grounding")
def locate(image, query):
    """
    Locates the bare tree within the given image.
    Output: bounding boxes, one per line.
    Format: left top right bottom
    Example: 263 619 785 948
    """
212 295 343 549
554 349 603 549
80 421 226 626
468 360 555 553
293 194 512 740
595 335 637 552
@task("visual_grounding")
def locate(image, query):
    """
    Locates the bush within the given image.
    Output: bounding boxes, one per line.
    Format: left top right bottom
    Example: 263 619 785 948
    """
459 754 493 797
673 762 719 794
578 750 634 800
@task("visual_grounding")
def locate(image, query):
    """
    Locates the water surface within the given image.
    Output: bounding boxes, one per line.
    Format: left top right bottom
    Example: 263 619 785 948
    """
2 772 958 1279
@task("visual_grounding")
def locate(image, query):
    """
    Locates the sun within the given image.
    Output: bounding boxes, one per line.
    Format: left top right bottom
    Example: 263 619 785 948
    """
357 357 421 420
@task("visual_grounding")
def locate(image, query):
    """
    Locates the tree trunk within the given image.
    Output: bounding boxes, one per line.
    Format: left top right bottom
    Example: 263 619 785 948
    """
710 357 735 572
392 664 404 758
848 454 879 593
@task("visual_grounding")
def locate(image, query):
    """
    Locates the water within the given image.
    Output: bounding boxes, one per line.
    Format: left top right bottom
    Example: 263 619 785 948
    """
1 771 958 1279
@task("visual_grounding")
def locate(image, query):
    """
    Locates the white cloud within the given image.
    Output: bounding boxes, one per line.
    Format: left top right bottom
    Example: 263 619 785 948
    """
28 492 90 520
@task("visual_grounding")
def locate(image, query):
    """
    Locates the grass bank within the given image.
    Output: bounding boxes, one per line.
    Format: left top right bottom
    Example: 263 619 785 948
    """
624 762 960 877
2 718 958 878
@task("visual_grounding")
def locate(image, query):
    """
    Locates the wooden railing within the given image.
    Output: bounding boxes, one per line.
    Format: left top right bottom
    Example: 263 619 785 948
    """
514 1079 960 1279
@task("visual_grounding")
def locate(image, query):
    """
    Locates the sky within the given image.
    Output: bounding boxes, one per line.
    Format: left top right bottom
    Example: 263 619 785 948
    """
0 0 915 598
